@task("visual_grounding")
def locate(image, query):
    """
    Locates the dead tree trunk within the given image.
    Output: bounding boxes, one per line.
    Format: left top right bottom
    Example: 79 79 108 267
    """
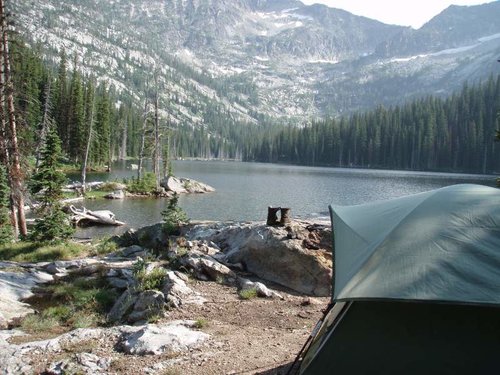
35 80 52 171
153 76 161 190
0 17 15 237
81 86 95 194
137 95 149 181
1 0 27 237
119 119 127 160
267 206 281 226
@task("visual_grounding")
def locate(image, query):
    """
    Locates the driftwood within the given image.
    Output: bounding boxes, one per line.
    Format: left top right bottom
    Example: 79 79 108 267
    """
69 205 125 227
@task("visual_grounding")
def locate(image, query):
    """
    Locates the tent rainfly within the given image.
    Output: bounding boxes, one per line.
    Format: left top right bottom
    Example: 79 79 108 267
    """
299 184 500 375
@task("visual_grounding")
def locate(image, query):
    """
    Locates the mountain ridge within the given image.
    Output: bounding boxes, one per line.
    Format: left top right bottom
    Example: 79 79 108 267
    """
10 0 500 127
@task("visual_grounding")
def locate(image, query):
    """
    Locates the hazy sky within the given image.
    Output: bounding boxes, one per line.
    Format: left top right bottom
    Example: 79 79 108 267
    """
300 0 497 28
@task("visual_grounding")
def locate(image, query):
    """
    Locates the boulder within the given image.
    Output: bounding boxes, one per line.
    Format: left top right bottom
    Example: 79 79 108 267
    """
108 289 137 323
162 271 206 307
128 290 165 323
181 250 236 284
160 176 215 194
189 221 333 296
119 321 209 355
134 223 169 250
104 190 125 200
0 269 53 324
107 277 129 289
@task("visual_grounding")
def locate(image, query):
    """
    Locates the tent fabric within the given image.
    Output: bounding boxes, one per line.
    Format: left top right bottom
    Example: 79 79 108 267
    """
301 300 500 375
329 184 500 305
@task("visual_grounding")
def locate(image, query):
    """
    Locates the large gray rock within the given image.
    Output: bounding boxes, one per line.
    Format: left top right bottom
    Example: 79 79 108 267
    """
134 223 169 250
188 221 333 296
119 321 209 355
0 327 123 374
0 269 53 324
160 176 215 194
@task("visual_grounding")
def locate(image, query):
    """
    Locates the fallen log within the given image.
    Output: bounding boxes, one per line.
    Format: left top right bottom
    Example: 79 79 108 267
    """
69 205 125 227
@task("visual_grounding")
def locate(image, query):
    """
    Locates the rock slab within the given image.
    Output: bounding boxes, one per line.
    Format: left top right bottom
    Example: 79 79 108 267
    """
120 321 209 355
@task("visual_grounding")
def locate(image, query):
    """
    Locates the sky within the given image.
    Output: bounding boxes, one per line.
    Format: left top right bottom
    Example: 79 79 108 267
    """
300 0 497 29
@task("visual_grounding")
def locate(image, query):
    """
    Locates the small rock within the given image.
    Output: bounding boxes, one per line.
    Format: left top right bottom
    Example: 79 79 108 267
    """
239 278 283 299
48 353 111 375
182 251 236 284
128 290 165 323
163 271 206 307
44 263 67 275
108 289 137 323
107 277 129 289
121 245 145 257
119 321 210 355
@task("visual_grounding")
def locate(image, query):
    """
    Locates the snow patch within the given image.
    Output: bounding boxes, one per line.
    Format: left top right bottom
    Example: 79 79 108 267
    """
390 32 500 63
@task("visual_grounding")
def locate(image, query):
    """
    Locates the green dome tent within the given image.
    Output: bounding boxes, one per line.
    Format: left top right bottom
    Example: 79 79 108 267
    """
299 184 500 375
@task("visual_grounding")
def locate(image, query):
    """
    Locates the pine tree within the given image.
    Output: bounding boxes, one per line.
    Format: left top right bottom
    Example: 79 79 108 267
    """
161 193 188 235
30 128 73 242
0 164 12 244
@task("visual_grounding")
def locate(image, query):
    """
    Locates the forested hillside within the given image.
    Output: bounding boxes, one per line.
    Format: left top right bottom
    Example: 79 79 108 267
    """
243 76 500 174
12 39 263 166
10 35 500 174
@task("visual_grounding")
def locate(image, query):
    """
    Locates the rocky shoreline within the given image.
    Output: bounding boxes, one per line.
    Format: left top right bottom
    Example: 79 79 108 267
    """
0 219 332 374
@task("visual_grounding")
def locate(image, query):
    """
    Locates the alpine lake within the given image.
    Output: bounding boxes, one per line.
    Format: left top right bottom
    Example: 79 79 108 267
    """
67 160 497 239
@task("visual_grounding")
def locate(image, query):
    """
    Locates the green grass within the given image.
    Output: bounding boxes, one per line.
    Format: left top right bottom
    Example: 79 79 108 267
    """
93 238 118 255
21 314 60 333
22 276 119 331
194 318 208 329
62 191 79 199
238 288 258 300
0 241 90 262
84 190 111 199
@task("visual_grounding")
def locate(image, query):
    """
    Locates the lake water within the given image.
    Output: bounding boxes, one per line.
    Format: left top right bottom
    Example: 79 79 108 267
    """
70 160 496 238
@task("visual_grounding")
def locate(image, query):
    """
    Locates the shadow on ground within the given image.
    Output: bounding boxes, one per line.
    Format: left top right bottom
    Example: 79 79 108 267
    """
256 361 299 375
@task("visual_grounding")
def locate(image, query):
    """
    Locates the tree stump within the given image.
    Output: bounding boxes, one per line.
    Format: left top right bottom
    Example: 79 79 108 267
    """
267 206 281 226
280 208 291 226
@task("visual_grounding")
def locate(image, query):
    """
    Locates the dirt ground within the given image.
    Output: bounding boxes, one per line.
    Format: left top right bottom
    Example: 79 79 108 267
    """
22 277 329 375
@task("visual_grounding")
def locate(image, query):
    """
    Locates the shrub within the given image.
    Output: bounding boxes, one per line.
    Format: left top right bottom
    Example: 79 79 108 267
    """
162 194 188 235
126 172 157 194
238 288 258 300
29 209 74 243
194 318 208 329
133 259 167 291
97 181 122 192
94 238 118 255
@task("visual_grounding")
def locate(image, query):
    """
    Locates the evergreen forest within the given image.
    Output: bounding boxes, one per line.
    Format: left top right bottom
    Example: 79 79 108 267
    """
9 37 500 176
